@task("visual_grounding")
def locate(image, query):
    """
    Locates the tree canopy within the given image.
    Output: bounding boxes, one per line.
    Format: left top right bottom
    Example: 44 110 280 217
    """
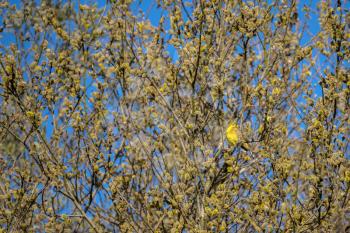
0 0 349 232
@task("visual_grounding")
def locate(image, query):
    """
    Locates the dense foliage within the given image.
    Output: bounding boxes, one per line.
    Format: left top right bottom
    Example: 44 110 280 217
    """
0 0 349 232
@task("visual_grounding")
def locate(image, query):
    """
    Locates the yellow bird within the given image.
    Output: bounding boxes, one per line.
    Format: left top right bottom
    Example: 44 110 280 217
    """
226 122 250 151
226 122 239 146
